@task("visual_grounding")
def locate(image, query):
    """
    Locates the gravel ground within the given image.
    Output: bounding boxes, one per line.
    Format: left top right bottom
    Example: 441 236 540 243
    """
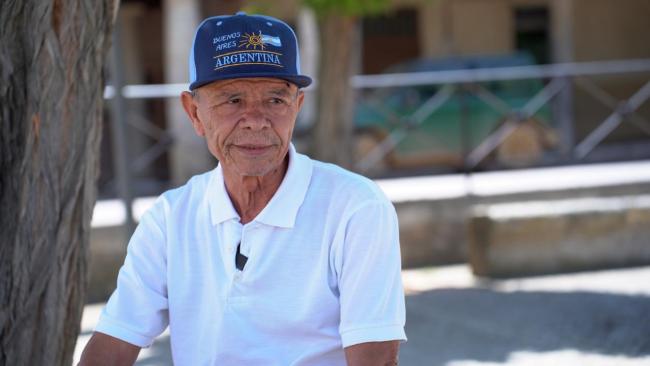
75 265 650 365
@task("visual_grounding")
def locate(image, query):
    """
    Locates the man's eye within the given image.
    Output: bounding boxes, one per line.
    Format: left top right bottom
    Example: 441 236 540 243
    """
227 98 241 104
270 98 286 104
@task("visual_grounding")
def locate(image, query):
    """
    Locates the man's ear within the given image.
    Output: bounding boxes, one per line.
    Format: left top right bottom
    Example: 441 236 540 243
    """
180 91 205 136
295 90 305 112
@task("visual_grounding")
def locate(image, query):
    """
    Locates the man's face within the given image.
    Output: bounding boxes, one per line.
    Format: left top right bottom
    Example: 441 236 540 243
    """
182 78 304 178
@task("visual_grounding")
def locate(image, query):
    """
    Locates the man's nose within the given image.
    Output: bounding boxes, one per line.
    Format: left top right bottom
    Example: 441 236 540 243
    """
239 100 271 130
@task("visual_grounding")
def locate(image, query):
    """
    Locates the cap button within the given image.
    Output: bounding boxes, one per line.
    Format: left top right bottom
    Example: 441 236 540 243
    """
236 11 246 16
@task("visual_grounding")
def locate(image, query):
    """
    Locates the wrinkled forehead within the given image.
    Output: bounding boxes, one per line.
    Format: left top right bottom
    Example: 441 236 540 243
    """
201 77 298 96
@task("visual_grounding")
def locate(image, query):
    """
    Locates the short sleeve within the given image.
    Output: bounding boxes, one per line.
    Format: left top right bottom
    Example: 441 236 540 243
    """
336 200 407 347
94 201 169 347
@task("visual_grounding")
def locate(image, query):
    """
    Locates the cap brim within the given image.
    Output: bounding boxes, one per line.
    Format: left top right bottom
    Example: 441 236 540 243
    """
189 73 312 90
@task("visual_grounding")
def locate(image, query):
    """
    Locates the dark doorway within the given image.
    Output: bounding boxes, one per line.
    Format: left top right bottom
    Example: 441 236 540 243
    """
514 7 550 64
362 8 420 74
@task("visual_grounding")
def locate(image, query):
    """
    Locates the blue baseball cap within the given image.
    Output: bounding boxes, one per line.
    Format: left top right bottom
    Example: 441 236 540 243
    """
189 12 313 90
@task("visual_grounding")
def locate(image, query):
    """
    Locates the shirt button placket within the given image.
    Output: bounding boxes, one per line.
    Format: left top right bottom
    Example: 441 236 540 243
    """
227 221 243 302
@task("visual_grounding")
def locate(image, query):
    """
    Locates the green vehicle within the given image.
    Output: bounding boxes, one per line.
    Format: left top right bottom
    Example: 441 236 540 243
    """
354 52 556 172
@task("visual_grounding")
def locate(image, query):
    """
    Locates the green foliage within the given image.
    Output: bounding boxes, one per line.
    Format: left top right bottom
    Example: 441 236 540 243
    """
243 0 392 17
303 0 390 16
241 4 277 17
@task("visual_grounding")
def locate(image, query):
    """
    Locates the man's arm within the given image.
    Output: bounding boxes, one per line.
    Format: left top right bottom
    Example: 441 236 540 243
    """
78 332 141 366
344 340 400 366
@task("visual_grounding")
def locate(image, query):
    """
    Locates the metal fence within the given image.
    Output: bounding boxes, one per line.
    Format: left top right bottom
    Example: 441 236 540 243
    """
350 59 650 174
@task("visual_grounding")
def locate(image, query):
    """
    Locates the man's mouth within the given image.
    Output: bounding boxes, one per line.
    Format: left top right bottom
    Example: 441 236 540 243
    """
232 144 274 156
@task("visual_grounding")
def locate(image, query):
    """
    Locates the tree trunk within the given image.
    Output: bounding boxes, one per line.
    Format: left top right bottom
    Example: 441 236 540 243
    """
313 13 358 169
0 1 117 365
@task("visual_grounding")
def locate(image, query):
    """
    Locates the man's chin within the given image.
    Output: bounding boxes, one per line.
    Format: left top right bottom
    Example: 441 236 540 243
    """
222 147 288 177
230 160 281 178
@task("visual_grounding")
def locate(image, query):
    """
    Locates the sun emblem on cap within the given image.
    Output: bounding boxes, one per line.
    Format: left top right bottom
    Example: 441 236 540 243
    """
239 31 265 50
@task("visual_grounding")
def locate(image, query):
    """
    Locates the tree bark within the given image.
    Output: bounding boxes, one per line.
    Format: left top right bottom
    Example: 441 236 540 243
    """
313 13 357 168
0 1 117 365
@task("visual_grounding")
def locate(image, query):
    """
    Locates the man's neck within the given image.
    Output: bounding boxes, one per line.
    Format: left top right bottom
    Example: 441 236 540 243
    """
222 158 288 224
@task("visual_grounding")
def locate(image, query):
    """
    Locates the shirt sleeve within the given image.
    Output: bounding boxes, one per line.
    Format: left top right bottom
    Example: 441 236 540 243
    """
335 200 407 347
94 201 169 348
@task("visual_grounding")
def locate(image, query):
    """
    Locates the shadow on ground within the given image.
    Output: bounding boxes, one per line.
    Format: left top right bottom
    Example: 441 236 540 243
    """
400 288 650 365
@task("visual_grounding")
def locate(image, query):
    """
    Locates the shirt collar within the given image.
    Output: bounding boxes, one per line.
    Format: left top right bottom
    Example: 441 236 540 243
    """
208 143 313 228
208 163 240 225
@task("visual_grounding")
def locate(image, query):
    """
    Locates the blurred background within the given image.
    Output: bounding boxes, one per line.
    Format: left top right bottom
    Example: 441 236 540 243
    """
79 0 650 364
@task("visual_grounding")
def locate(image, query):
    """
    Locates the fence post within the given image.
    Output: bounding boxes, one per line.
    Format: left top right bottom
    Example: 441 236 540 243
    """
552 0 576 160
109 15 136 242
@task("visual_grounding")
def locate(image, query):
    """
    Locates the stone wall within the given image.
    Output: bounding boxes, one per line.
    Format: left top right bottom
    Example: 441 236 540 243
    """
469 195 650 277
396 181 650 269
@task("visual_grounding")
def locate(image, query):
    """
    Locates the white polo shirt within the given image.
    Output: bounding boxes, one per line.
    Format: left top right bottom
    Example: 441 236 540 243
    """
96 145 406 365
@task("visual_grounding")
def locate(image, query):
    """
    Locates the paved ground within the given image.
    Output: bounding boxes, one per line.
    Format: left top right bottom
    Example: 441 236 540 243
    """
75 265 650 365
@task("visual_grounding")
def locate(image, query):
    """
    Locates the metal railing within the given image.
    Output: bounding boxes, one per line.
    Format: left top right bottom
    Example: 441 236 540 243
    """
350 59 650 173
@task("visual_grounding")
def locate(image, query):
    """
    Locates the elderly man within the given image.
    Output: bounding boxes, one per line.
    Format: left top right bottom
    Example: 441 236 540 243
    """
80 12 405 365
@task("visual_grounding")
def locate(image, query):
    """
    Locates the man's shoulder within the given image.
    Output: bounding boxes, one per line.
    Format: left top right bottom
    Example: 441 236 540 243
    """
155 168 215 211
308 158 390 206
